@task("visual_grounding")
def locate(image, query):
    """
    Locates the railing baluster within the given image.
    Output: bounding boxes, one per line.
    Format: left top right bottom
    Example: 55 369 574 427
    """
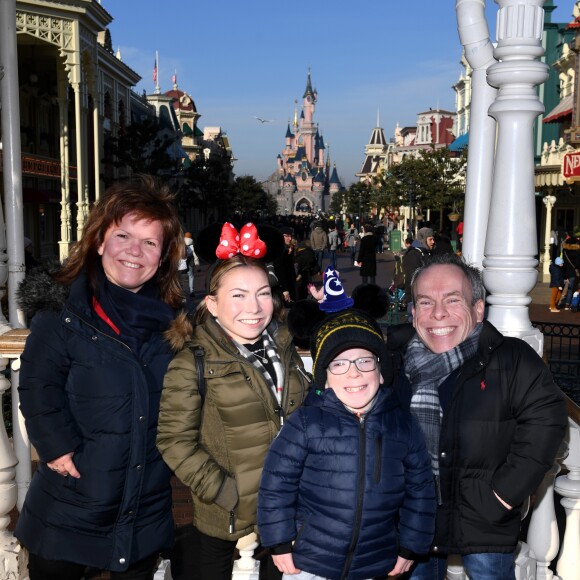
0 351 25 577
555 417 580 579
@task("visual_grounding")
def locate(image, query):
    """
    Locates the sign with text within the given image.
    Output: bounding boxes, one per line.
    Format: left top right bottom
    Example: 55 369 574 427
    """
562 151 580 181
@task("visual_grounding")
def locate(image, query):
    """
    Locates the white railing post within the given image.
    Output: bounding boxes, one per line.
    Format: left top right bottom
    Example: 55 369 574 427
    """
554 417 580 579
0 349 24 578
541 195 557 283
232 532 260 580
482 0 548 354
10 356 30 511
446 554 466 579
526 443 566 580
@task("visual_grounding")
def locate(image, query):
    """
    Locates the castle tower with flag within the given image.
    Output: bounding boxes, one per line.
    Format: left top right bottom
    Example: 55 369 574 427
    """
276 69 343 215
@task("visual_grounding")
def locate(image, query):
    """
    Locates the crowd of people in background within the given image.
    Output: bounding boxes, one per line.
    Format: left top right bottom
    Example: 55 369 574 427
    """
16 187 568 580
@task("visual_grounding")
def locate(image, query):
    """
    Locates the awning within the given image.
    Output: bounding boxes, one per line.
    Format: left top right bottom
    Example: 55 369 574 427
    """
449 132 468 152
543 94 573 124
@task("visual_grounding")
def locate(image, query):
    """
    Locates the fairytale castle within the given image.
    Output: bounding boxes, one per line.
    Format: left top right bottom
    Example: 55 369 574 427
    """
276 70 343 214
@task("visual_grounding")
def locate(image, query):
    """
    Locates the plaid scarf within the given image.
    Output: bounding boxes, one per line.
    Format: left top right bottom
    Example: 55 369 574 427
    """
404 322 482 501
234 330 285 419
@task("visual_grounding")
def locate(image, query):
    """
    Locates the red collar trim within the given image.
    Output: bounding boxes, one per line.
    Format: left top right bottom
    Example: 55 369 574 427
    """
92 296 121 335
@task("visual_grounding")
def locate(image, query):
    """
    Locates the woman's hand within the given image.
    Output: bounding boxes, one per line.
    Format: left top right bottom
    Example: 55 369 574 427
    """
387 556 413 576
272 553 301 575
47 451 81 478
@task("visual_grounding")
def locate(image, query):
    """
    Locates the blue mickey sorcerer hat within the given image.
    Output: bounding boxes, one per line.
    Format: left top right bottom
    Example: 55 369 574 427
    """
319 266 354 312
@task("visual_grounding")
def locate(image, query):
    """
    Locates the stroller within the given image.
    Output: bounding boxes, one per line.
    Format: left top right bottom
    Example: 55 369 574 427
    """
388 259 407 313
388 284 407 312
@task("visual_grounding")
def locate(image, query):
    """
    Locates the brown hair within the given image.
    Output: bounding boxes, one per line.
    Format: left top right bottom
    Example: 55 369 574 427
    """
193 255 282 325
56 174 183 307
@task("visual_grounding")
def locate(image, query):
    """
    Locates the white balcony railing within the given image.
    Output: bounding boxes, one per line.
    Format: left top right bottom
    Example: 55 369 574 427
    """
0 337 576 579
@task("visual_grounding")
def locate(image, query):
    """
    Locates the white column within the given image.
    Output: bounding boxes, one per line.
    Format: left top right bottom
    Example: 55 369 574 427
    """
482 0 548 355
93 99 102 201
456 0 498 268
555 418 580 579
73 81 86 235
542 195 556 283
57 65 72 260
0 0 26 329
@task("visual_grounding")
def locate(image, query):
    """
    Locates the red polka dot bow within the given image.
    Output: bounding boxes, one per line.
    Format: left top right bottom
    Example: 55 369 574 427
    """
216 222 267 260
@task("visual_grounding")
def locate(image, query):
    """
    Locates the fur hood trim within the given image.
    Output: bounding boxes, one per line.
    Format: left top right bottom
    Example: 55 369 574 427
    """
17 259 69 317
165 311 194 352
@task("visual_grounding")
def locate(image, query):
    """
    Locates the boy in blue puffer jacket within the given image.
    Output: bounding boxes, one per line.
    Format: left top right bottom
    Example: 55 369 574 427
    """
258 310 436 580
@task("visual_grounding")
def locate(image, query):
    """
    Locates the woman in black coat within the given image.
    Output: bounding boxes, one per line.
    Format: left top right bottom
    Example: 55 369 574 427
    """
357 223 377 284
15 176 183 580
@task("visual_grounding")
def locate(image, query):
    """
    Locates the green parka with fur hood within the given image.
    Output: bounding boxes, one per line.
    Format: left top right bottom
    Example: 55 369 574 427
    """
157 313 310 541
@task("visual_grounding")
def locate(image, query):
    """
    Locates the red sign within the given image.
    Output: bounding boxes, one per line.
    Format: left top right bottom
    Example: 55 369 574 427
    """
562 151 580 181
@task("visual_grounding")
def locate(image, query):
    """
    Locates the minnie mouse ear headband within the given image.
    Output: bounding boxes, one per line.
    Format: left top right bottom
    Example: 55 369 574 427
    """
216 223 266 259
195 222 285 264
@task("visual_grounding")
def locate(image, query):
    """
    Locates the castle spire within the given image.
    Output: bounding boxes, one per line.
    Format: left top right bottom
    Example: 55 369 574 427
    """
303 66 314 98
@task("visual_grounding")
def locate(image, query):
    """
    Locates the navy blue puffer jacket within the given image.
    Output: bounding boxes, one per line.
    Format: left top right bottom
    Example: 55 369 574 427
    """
15 272 174 572
258 387 436 580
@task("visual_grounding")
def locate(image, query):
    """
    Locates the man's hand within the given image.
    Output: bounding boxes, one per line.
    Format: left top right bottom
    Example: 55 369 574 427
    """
272 553 301 575
388 556 413 576
47 451 81 478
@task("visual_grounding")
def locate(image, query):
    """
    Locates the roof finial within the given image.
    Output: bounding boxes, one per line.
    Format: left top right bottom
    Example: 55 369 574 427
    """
172 69 178 89
377 107 380 128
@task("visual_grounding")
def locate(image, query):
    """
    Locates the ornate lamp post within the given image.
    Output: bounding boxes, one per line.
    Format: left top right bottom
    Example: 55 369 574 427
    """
542 194 557 282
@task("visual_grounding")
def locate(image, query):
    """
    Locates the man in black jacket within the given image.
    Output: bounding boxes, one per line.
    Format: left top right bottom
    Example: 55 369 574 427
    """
397 253 567 580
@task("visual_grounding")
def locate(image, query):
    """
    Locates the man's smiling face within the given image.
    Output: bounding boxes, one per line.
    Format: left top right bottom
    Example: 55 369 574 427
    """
412 264 484 353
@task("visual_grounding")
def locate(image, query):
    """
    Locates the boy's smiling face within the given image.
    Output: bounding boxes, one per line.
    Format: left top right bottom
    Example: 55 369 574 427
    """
325 347 383 413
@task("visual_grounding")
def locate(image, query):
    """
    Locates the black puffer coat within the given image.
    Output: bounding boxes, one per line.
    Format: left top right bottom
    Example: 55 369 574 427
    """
15 268 174 571
392 321 567 555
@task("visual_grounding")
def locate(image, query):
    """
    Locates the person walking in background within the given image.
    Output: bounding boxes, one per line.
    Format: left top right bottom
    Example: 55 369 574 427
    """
157 223 310 580
374 221 386 253
356 223 377 284
310 221 328 274
392 253 567 580
294 240 318 300
403 227 434 318
345 222 359 264
184 232 199 297
273 226 297 304
559 233 580 309
549 256 566 313
258 310 436 580
327 222 339 270
15 175 184 580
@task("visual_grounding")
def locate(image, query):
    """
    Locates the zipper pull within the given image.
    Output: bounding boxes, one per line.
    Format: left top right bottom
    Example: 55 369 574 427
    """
229 511 235 534
296 366 312 383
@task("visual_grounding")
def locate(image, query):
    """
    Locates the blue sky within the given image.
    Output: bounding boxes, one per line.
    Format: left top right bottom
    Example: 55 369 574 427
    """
103 1 573 186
